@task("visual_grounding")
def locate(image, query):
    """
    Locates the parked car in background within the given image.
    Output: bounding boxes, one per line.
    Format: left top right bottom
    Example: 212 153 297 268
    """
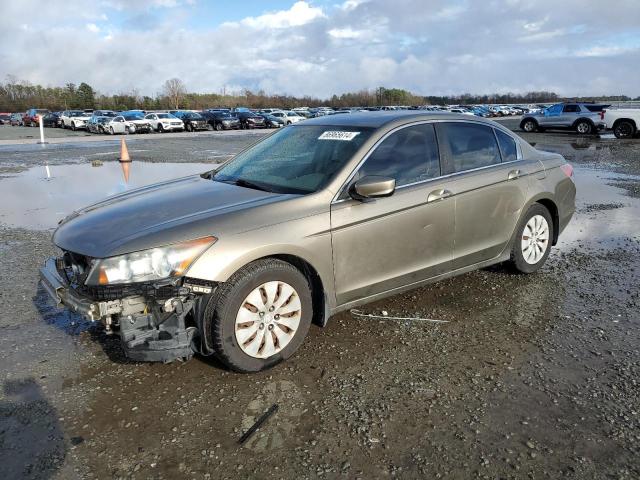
520 103 607 134
235 111 267 129
40 111 575 370
23 108 50 127
42 112 61 127
601 108 640 139
173 111 209 132
91 110 118 118
60 110 92 130
270 110 304 125
121 112 152 134
102 116 128 135
260 113 285 128
0 113 11 125
10 113 23 126
143 112 184 132
201 110 241 130
87 116 111 134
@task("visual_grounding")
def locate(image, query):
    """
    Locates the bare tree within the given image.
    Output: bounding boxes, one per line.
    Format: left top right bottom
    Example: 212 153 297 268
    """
162 78 186 109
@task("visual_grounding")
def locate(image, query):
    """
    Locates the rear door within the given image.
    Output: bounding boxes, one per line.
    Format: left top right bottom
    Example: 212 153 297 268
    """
435 122 536 269
331 123 454 305
559 104 580 127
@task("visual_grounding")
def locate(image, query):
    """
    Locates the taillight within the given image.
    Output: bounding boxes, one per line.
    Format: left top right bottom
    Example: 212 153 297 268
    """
560 164 574 178
600 110 606 120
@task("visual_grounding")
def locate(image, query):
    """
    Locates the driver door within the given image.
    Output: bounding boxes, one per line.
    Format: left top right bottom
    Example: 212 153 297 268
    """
330 123 454 306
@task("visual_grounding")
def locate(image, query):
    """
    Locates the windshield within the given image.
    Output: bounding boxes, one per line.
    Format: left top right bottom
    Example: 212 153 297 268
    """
186 113 203 119
214 125 373 194
68 111 83 117
157 113 172 119
123 114 144 120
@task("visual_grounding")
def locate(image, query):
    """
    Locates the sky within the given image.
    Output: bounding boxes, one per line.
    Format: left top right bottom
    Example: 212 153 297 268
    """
1 0 640 98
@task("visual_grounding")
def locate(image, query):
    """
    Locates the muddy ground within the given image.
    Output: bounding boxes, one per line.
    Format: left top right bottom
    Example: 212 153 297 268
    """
1 123 639 479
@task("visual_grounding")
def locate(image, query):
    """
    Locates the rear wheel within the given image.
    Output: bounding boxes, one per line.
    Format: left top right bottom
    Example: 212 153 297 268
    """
613 120 636 139
508 204 554 274
215 122 223 131
186 123 193 132
203 259 312 373
575 120 592 135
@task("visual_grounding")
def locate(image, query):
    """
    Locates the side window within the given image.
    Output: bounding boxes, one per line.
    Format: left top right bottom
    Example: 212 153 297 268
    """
495 129 518 162
562 104 578 113
354 124 440 187
547 104 562 114
438 122 501 174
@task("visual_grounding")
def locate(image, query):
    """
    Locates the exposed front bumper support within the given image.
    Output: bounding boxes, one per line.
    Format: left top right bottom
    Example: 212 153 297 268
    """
39 258 197 363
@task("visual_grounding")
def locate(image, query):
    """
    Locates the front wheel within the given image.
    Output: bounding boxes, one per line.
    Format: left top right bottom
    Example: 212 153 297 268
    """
186 123 193 132
521 119 538 133
203 259 312 373
575 120 592 135
508 204 554 274
613 120 636 139
215 122 223 131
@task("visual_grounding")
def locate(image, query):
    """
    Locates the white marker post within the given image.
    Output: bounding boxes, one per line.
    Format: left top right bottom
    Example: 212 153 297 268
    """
38 115 47 144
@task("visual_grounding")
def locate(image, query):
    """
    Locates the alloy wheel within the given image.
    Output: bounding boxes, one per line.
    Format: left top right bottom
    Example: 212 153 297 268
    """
235 281 302 359
521 215 549 264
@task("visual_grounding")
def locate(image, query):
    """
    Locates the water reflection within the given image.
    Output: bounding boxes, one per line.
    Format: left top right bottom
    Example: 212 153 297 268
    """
0 161 210 230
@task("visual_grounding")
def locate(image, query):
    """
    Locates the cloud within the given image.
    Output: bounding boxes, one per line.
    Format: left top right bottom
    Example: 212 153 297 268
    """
0 0 639 98
225 1 326 29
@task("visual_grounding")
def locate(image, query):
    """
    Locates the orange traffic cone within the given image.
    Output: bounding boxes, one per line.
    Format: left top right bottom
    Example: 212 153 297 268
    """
119 138 131 162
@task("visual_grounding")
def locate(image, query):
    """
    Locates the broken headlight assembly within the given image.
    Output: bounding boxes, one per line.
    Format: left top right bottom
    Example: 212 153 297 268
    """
85 237 216 286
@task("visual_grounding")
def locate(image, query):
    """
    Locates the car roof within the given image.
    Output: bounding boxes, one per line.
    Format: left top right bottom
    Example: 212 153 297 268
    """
299 110 498 129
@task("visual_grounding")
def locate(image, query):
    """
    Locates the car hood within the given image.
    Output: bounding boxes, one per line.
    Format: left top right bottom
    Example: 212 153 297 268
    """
53 174 287 258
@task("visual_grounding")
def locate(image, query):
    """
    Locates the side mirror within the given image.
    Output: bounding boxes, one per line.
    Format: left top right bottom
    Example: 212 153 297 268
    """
350 176 396 200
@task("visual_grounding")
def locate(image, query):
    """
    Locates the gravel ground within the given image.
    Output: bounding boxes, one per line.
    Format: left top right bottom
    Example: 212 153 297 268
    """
1 125 639 479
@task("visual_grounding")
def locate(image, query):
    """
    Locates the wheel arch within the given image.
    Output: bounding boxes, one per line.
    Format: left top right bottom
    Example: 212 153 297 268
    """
611 117 637 131
534 197 560 245
572 117 595 129
191 248 332 328
520 116 538 129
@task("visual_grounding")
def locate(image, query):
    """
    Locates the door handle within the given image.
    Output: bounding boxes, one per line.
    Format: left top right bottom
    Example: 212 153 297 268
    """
508 169 522 180
427 189 452 203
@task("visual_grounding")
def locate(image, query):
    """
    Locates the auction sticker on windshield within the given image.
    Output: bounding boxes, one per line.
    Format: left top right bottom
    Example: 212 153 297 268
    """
318 131 361 141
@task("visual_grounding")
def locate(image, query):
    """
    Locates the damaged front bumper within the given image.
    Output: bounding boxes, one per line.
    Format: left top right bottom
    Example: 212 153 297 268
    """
39 258 204 363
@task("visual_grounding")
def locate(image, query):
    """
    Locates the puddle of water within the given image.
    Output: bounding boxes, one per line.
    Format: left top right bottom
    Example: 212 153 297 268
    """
560 167 640 247
0 161 211 230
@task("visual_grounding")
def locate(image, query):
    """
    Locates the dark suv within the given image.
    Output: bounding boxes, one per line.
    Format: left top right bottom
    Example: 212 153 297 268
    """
173 111 209 132
236 111 266 129
520 103 607 135
201 110 241 130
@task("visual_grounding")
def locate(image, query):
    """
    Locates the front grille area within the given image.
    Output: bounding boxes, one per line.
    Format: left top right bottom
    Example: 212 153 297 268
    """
80 282 187 301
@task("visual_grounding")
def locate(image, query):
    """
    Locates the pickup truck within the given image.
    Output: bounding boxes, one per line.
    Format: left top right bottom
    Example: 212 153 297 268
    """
601 109 640 139
520 103 607 135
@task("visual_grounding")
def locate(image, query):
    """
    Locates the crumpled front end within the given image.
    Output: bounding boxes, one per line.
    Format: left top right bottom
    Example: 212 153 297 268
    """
39 252 215 363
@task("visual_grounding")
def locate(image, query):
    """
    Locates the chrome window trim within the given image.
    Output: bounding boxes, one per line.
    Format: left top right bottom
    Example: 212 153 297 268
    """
331 118 524 205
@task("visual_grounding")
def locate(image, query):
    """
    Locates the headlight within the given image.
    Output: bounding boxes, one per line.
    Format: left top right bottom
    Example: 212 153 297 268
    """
86 237 216 286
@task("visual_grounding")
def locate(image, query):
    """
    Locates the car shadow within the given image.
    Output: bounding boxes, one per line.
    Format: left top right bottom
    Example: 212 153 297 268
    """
0 378 67 479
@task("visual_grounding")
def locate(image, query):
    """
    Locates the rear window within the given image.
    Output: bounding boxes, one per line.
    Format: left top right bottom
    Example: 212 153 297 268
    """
584 105 608 112
438 123 501 174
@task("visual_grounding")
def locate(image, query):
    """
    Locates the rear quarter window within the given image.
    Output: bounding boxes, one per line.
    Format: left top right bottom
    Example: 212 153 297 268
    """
495 129 518 162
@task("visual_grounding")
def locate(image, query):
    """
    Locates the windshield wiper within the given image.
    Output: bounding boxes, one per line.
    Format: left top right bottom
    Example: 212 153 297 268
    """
218 177 272 192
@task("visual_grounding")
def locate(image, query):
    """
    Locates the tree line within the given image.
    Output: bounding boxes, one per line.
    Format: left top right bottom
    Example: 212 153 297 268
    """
1 75 637 112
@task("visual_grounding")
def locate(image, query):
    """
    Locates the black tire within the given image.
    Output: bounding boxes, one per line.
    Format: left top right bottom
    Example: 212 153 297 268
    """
215 122 223 131
508 203 554 274
203 258 313 373
613 120 636 139
71 122 77 131
158 123 164 133
520 118 538 133
186 123 193 132
109 126 115 135
575 120 592 135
